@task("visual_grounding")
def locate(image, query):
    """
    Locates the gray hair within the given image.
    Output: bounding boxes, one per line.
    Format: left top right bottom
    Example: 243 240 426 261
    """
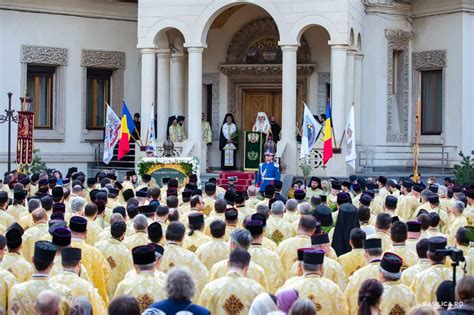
420 190 431 201
166 267 195 301
289 299 317 315
109 213 124 225
256 204 270 219
380 267 401 281
136 262 155 270
35 290 60 315
303 263 322 273
299 202 313 215
71 296 92 315
133 214 148 231
437 185 448 197
286 199 298 212
230 229 252 250
453 201 465 213
271 200 285 215
247 185 258 197
28 199 41 213
72 185 83 195
71 197 86 213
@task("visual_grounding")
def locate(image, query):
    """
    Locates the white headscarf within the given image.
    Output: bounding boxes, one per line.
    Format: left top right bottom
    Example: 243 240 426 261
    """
252 112 271 133
249 293 280 315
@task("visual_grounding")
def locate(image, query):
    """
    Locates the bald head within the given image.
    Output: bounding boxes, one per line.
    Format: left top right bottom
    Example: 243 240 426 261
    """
35 290 60 315
32 208 47 223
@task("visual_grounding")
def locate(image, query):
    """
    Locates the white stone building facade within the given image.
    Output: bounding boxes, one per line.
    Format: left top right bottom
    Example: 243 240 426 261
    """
1 0 473 177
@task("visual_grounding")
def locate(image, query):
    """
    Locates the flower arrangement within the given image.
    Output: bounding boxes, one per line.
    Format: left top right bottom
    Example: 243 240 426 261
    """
137 156 200 178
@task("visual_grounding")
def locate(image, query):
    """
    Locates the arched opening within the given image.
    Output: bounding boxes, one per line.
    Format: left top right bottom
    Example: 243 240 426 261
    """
298 25 331 117
152 28 186 142
350 28 355 47
357 33 362 51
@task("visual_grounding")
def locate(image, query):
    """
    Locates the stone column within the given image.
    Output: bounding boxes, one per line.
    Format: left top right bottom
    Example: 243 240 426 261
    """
330 44 348 143
346 49 355 111
170 52 185 116
157 49 170 141
281 45 298 175
140 49 156 141
354 53 364 143
327 44 348 176
186 47 204 168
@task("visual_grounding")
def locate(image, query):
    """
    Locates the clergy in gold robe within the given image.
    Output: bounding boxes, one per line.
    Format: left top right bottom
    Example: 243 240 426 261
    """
50 247 106 315
209 228 269 291
405 220 422 253
183 213 211 253
0 269 16 314
344 238 383 315
447 201 468 245
2 225 34 282
245 220 285 293
401 238 431 288
386 221 419 269
195 220 230 270
366 213 392 251
280 249 348 315
21 208 49 262
8 241 73 315
0 192 16 232
198 248 265 315
310 233 346 289
202 113 212 145
337 228 366 279
378 252 416 314
265 201 296 244
94 221 133 301
114 245 167 312
69 216 111 304
396 182 420 221
123 214 150 250
6 190 27 221
276 215 316 277
161 222 209 298
412 236 460 304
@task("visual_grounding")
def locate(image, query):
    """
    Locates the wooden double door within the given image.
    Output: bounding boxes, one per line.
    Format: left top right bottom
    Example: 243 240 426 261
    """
242 89 303 131
243 90 282 131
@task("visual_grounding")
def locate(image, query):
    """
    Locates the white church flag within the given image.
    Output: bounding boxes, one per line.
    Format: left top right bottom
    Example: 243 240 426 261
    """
345 105 356 169
103 104 122 164
147 104 157 155
300 104 322 159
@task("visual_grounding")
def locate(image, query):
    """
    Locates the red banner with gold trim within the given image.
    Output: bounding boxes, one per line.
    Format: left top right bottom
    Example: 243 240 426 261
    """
16 111 34 165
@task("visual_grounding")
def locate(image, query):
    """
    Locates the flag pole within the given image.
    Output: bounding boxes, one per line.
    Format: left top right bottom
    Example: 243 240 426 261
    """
338 102 354 149
144 103 153 147
107 101 144 147
413 95 421 183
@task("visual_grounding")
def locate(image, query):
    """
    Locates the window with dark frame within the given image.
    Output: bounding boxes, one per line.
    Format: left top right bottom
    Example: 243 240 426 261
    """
421 69 443 135
27 65 55 129
86 68 112 129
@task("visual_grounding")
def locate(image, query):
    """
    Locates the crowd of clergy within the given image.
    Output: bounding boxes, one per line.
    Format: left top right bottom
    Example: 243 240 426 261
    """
0 168 474 315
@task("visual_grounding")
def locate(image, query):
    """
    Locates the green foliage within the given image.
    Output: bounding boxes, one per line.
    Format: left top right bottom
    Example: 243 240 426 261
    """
23 148 47 174
299 162 313 178
453 151 474 186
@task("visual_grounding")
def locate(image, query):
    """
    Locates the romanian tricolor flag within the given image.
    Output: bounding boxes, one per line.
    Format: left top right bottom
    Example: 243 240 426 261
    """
117 115 130 160
322 101 333 165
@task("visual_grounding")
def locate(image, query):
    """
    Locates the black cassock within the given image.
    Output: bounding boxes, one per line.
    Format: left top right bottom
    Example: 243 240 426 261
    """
219 113 238 170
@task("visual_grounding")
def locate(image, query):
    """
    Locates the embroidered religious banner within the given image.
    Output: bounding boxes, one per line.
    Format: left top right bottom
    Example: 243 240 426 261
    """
16 111 34 165
244 131 266 171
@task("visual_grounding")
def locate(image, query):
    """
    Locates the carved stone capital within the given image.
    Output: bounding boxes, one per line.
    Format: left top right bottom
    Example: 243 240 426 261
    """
385 29 413 50
412 50 446 70
220 64 316 76
81 49 126 69
21 45 68 65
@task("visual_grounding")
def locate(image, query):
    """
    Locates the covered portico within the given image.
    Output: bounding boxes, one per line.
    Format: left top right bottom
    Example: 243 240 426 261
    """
137 0 363 177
